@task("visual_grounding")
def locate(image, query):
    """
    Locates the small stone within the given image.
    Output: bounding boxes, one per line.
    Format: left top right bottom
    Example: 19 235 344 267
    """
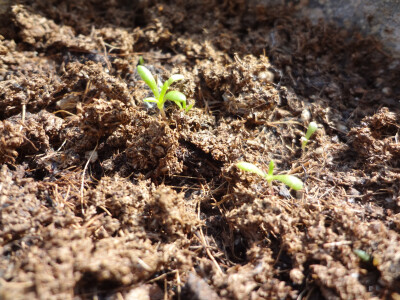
315 147 324 155
126 286 150 300
348 188 361 196
85 150 98 163
382 87 392 96
290 268 304 284
336 123 348 133
279 185 291 198
295 190 304 199
301 109 311 122
258 70 274 83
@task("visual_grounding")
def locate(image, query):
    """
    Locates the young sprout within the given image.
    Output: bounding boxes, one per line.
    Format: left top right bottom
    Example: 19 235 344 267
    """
354 249 371 262
236 160 303 191
137 65 193 118
301 121 318 150
138 56 145 66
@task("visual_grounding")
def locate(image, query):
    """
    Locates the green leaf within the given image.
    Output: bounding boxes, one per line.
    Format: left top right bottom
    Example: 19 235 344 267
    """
268 160 275 176
305 121 318 140
166 90 186 110
300 136 308 150
137 66 159 98
272 175 303 190
174 101 183 109
143 97 158 103
159 74 184 105
301 122 318 150
236 162 266 178
138 56 145 66
185 101 194 112
169 74 185 82
165 90 186 102
354 249 371 262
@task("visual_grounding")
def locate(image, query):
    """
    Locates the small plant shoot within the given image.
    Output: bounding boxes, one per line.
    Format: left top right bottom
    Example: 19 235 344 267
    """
137 65 193 118
138 56 145 66
354 249 371 262
236 160 303 191
301 121 318 150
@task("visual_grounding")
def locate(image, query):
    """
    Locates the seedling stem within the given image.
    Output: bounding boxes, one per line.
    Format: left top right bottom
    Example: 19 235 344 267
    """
301 121 318 150
237 160 303 191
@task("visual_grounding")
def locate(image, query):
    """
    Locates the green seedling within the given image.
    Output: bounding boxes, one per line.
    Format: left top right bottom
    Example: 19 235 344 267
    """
236 160 303 191
354 249 372 262
137 65 193 118
301 121 318 150
138 56 145 66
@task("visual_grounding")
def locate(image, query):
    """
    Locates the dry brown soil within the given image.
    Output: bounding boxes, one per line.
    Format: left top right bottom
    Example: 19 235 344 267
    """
1 1 400 299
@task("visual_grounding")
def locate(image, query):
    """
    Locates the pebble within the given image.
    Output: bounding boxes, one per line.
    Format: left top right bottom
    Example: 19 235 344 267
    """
348 187 361 196
336 123 348 133
257 70 274 83
382 87 392 96
315 147 324 155
300 109 311 122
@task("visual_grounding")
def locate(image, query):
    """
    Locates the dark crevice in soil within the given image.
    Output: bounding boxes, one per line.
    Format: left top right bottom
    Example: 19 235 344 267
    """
74 273 121 300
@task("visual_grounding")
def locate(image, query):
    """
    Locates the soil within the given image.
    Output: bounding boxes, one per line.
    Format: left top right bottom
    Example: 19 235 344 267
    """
1 1 400 299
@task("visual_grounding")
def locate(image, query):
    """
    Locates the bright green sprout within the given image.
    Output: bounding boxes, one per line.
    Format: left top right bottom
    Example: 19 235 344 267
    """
354 249 371 262
138 56 145 66
301 121 318 150
137 65 193 118
236 160 303 191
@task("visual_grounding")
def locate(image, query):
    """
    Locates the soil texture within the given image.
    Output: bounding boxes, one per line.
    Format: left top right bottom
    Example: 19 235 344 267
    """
1 1 400 299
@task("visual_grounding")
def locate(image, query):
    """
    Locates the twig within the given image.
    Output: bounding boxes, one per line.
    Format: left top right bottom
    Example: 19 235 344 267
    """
80 143 98 215
197 228 224 276
147 270 177 284
21 103 26 125
287 161 310 175
56 139 67 152
164 277 167 300
196 194 224 276
323 241 352 248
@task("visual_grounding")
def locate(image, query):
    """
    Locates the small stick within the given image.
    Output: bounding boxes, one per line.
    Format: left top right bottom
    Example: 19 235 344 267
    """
197 228 224 276
80 143 98 215
21 103 26 125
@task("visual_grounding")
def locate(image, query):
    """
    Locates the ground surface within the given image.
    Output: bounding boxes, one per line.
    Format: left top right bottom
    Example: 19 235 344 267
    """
1 1 400 299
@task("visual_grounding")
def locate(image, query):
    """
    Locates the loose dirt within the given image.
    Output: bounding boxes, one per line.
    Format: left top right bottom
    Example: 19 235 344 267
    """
1 1 400 299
